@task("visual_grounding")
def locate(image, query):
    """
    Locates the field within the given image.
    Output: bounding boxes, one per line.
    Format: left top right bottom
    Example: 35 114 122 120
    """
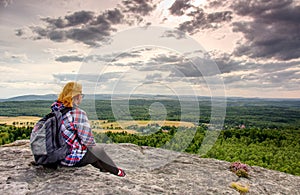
0 116 40 127
0 116 195 134
91 120 195 133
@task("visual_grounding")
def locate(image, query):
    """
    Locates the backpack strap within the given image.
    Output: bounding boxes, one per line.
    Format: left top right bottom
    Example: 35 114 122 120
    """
60 107 73 115
53 107 73 148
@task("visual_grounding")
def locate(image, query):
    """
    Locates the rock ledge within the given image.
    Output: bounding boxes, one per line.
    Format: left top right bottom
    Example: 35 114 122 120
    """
0 140 299 194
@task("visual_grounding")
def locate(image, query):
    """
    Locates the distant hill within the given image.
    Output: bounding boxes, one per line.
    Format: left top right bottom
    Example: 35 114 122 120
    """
0 94 58 102
0 94 183 101
0 94 299 102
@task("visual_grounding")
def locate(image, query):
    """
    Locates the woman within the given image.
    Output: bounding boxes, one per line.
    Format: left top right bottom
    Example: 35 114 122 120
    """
51 81 126 177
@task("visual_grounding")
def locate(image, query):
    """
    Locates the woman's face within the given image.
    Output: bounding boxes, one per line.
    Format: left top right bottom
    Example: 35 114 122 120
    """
73 93 83 106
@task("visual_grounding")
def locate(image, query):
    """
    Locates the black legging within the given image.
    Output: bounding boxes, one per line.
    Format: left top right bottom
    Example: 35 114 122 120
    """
75 145 119 175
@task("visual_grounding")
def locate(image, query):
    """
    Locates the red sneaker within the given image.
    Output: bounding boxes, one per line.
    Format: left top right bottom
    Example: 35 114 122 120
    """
117 168 126 177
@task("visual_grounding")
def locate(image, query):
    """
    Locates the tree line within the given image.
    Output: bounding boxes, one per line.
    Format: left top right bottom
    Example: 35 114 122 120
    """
93 126 300 176
0 125 32 145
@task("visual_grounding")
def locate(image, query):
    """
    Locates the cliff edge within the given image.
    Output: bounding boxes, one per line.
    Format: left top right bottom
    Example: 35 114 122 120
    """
0 140 299 194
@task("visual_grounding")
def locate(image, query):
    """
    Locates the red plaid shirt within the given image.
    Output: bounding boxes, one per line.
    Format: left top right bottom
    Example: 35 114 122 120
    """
60 106 96 166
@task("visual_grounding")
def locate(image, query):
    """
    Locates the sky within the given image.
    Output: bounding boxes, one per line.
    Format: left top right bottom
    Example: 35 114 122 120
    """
0 0 299 99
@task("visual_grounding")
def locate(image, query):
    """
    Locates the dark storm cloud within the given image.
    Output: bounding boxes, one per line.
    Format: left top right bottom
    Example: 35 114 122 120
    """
206 0 230 8
41 9 124 28
65 11 94 26
169 0 192 16
25 9 124 46
121 0 156 16
169 0 300 61
177 9 232 34
41 11 94 28
115 0 156 25
48 30 66 42
213 54 242 74
65 24 112 46
167 0 232 34
231 0 300 60
103 9 124 24
22 2 157 46
178 9 232 34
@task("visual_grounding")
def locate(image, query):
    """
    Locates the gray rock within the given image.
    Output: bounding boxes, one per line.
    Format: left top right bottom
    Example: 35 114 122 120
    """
0 140 299 195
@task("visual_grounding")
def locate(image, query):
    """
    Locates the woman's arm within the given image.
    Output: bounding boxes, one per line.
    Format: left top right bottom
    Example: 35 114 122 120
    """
72 108 96 146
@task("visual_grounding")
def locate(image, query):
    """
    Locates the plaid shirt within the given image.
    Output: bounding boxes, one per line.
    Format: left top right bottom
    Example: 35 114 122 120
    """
54 104 96 166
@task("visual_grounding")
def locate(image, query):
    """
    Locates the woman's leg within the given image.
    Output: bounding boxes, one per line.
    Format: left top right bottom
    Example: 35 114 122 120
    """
76 146 119 175
89 146 119 175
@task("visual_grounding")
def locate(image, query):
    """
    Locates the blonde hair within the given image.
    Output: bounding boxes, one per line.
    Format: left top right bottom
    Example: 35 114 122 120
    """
57 82 82 107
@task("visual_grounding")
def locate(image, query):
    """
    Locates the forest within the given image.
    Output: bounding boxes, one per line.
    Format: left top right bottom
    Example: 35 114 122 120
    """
93 126 299 176
0 98 299 176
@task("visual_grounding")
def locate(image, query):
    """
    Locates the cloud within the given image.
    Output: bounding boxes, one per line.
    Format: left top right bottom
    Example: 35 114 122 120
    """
151 53 186 63
206 0 230 8
161 30 187 39
121 0 156 16
168 0 192 16
231 0 300 60
258 67 300 90
145 73 162 80
25 9 124 46
0 66 21 73
0 0 12 8
177 9 232 34
213 52 300 90
22 1 155 46
166 0 232 34
169 62 203 77
0 51 32 64
64 10 95 26
131 52 205 77
54 49 144 63
53 72 122 83
111 52 141 62
41 11 94 28
55 55 85 63
168 0 300 61
224 67 300 91
15 29 24 36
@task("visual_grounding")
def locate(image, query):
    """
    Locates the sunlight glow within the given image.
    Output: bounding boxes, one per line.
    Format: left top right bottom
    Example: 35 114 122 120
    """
192 0 207 6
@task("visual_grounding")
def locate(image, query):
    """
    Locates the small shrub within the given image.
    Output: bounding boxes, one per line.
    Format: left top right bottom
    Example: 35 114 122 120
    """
230 161 250 178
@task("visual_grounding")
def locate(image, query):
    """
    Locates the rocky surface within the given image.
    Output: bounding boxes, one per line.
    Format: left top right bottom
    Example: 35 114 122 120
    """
0 140 299 195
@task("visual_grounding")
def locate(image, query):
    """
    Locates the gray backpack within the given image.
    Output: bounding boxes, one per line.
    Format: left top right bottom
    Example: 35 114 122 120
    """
30 108 72 167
